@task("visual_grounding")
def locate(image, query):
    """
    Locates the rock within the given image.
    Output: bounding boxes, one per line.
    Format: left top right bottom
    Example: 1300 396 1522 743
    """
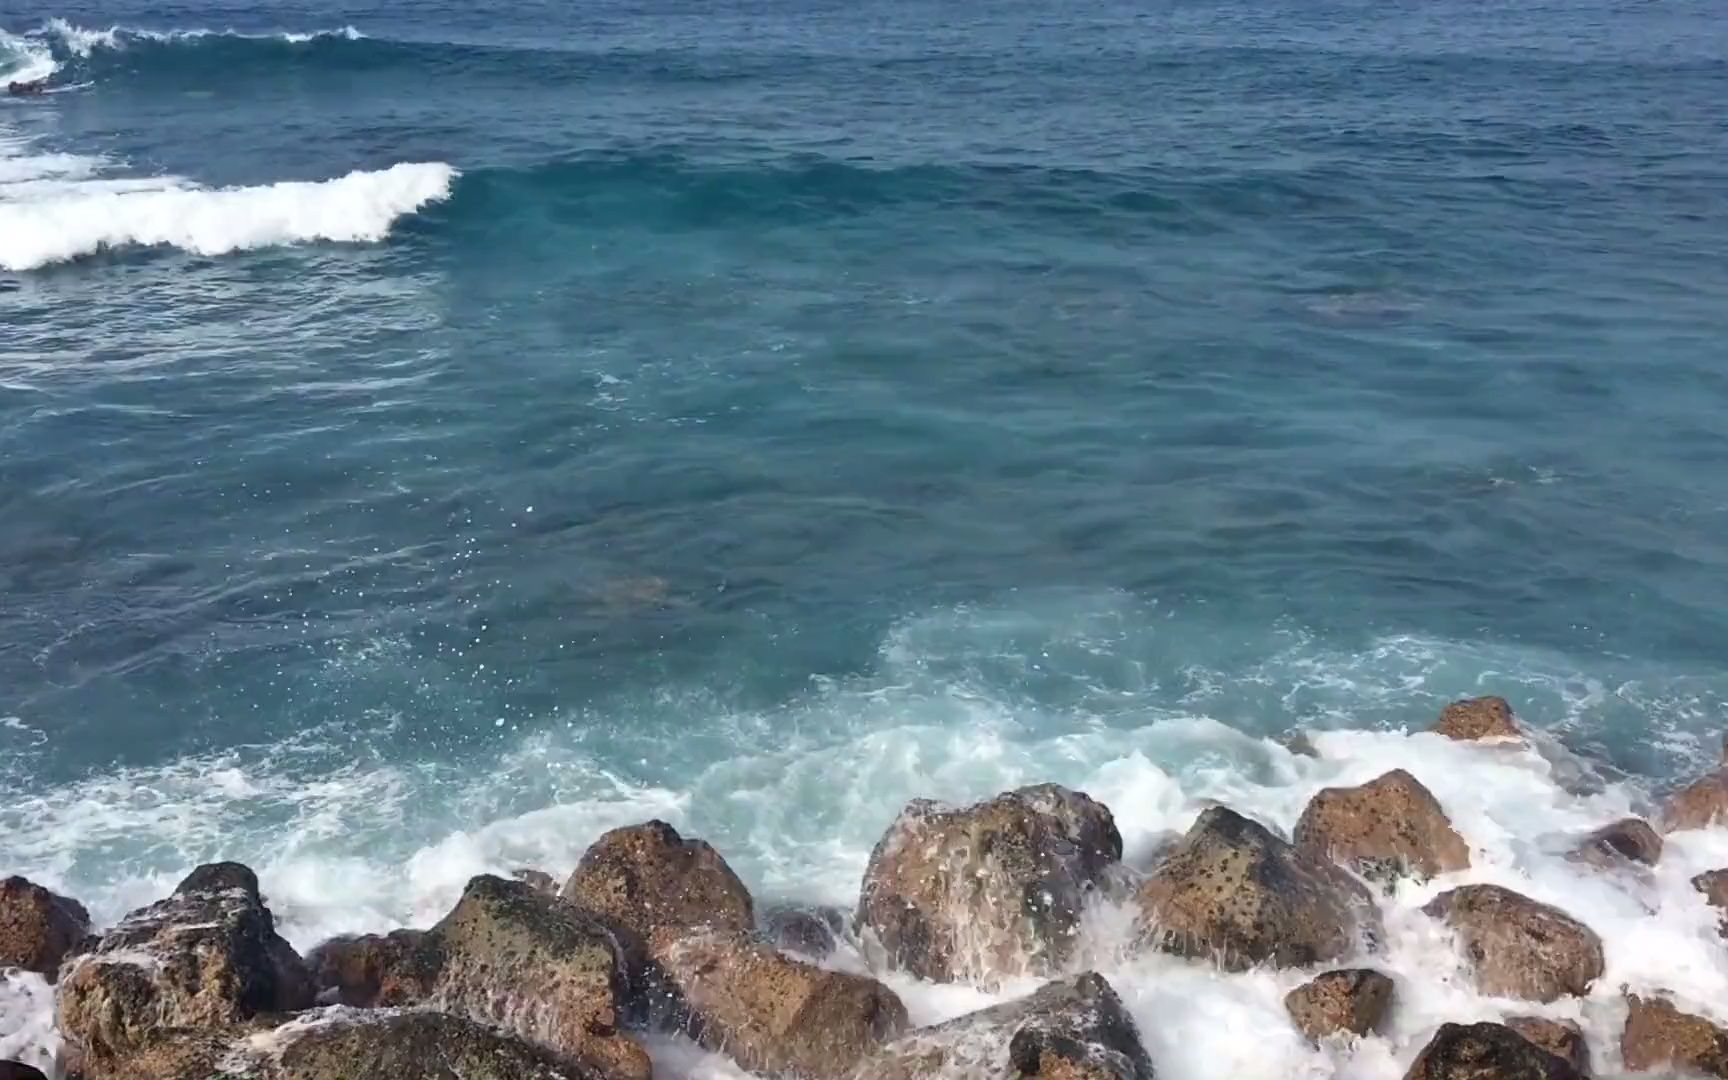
259 1007 599 1080
429 874 650 1080
1694 869 1728 934
176 861 261 898
1135 805 1382 971
305 930 443 1007
0 1063 49 1080
0 876 90 979
1433 696 1521 741
1283 731 1320 758
762 905 846 960
1621 994 1728 1077
561 820 754 938
55 861 314 1076
1421 885 1602 1002
1505 1017 1590 1076
848 972 1153 1080
858 784 1123 984
1569 818 1662 868
649 926 906 1078
1293 769 1470 886
513 868 559 895
1284 969 1394 1041
1662 767 1728 833
1404 1022 1582 1080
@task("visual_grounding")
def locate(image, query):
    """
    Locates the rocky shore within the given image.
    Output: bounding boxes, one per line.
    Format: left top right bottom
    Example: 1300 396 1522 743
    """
5 696 1728 1079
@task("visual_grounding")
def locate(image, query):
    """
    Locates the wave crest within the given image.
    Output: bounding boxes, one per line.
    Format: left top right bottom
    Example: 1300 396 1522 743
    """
39 19 366 56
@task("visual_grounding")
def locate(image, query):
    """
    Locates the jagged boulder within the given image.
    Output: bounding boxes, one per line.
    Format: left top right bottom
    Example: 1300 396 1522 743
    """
55 862 313 1077
858 784 1122 984
1569 818 1661 869
1621 994 1728 1077
1505 1017 1590 1076
1405 1022 1581 1080
1661 740 1728 832
1284 969 1394 1041
649 926 906 1078
305 929 443 1007
762 905 847 960
0 876 89 979
561 820 754 937
1135 806 1382 970
429 874 649 1080
1433 696 1521 741
1422 885 1601 1002
1293 770 1470 885
849 972 1153 1080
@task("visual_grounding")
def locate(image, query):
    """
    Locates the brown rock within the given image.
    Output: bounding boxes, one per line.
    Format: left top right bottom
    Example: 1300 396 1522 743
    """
1662 772 1728 833
1284 969 1394 1041
54 861 314 1078
650 926 907 1078
0 1064 49 1080
512 868 559 895
1570 818 1661 869
1405 1022 1582 1080
1135 805 1382 971
0 876 90 980
1621 994 1728 1077
848 972 1153 1080
1294 770 1470 886
1505 1017 1590 1076
305 929 443 1007
428 874 650 1080
263 1007 600 1080
1422 885 1602 1002
561 820 754 938
858 784 1123 985
1434 696 1521 741
1694 869 1728 935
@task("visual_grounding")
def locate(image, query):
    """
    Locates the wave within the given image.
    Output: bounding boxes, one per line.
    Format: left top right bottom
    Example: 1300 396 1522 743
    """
0 29 57 84
0 160 457 271
37 18 364 56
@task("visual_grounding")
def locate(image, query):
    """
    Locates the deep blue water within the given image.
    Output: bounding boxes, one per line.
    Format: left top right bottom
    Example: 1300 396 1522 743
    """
3 0 1728 920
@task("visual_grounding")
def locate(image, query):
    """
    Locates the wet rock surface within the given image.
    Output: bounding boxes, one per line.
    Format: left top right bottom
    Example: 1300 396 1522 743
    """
1136 806 1382 970
1621 994 1728 1077
1432 696 1521 741
561 820 755 938
1422 885 1602 1002
858 784 1122 984
1569 818 1661 869
1404 1022 1582 1080
0 877 89 980
1284 969 1394 1041
305 929 444 1008
1504 1017 1590 1076
1293 770 1470 885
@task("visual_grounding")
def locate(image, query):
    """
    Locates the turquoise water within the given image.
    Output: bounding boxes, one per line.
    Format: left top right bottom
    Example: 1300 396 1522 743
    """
3 0 1728 934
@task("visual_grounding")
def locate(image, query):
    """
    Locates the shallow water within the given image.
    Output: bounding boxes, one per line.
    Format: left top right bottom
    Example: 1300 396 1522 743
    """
3 0 1728 1075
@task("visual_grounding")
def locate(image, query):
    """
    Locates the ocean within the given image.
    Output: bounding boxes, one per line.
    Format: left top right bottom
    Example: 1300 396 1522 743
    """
3 0 1728 1074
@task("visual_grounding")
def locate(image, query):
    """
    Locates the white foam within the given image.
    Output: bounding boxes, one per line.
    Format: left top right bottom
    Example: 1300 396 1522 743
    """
0 970 63 1076
0 160 456 270
0 29 58 84
33 19 365 56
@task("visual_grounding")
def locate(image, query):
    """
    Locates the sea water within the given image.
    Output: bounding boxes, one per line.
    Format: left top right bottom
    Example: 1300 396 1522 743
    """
3 0 1728 1075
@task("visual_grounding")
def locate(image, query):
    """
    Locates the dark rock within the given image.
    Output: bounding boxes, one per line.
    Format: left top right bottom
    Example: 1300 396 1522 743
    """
649 926 907 1078
265 1007 600 1080
1135 805 1382 971
1694 869 1728 936
762 905 846 960
1433 697 1521 742
1404 1022 1581 1080
858 784 1122 985
175 861 261 900
1569 818 1661 869
1621 994 1728 1077
1505 1017 1590 1076
305 930 443 1007
0 876 90 979
54 861 313 1077
1284 732 1320 758
849 972 1153 1080
561 820 754 938
1293 770 1470 886
0 1063 49 1080
512 868 559 895
1421 885 1602 1002
428 874 650 1080
1284 969 1394 1041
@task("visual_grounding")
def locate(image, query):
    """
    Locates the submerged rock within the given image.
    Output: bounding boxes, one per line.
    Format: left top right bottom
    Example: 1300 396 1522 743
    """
650 926 907 1078
513 868 559 895
1135 806 1381 971
1621 994 1728 1077
1284 969 1394 1042
561 820 755 938
1661 742 1728 832
55 861 313 1077
429 874 649 1080
305 929 443 1008
1293 769 1470 885
1569 817 1662 869
762 904 847 960
1433 696 1521 742
849 972 1153 1080
0 876 90 980
1505 1017 1590 1076
1694 869 1728 935
1422 885 1602 1002
1404 1022 1582 1080
858 784 1122 985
